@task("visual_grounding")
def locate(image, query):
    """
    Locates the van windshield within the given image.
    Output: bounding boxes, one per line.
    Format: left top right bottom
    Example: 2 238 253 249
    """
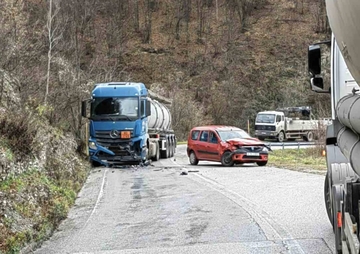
217 130 251 141
256 114 275 123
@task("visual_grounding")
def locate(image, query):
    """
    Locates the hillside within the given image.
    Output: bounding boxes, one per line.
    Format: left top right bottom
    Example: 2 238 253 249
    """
0 0 331 252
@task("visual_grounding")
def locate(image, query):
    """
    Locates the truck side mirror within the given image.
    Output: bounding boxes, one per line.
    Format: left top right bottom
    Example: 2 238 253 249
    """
146 100 151 117
81 100 90 118
310 77 330 93
308 44 321 76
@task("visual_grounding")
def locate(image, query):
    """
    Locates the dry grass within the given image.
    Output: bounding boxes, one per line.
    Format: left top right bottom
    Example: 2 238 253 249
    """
268 147 326 173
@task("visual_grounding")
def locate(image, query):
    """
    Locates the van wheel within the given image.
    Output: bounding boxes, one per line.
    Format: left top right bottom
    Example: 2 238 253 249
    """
256 161 268 166
189 151 199 165
221 151 234 167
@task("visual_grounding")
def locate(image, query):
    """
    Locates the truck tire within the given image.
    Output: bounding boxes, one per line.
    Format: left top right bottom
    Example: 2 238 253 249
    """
169 140 174 157
303 131 314 142
277 131 285 142
324 172 333 227
221 151 234 167
160 140 168 158
152 143 160 161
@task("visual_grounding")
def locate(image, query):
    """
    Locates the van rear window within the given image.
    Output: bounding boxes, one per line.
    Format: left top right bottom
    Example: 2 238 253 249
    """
191 130 200 140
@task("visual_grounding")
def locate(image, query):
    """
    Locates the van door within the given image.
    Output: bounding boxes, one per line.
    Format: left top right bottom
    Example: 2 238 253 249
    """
206 131 221 161
197 131 210 160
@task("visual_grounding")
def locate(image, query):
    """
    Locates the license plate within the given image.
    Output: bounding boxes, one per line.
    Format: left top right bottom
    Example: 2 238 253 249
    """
121 131 131 139
247 152 260 156
261 132 266 134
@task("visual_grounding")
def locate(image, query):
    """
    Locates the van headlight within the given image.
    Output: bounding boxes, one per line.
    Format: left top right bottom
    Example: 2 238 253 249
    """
89 141 97 150
262 147 268 152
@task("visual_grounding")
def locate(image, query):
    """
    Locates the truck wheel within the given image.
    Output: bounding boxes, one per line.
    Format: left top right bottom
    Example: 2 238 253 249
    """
304 131 314 142
91 160 101 167
170 140 174 157
160 141 168 158
189 151 199 165
256 161 268 166
152 143 160 161
221 151 234 167
277 131 285 142
324 172 333 227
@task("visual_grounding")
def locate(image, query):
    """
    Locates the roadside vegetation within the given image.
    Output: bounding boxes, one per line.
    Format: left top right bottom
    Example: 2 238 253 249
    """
0 0 331 253
268 148 326 173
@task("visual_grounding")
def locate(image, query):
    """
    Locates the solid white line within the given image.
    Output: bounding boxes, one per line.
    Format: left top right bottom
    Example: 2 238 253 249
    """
84 168 108 227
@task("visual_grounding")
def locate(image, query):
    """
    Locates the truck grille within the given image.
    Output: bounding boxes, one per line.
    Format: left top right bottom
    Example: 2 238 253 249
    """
95 130 134 156
95 130 134 146
255 125 275 131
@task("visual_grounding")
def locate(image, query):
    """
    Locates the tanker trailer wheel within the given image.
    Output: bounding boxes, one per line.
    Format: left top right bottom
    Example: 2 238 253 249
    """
324 172 333 227
152 143 160 161
170 140 174 157
277 131 285 142
303 131 314 142
160 140 168 158
189 151 199 165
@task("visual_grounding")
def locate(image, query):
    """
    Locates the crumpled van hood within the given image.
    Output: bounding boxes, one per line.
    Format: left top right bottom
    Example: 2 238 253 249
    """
226 138 264 146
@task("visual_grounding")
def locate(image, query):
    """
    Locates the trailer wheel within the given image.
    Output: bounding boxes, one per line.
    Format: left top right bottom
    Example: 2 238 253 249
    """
277 131 285 142
152 143 160 161
169 140 174 157
324 172 333 227
160 140 168 158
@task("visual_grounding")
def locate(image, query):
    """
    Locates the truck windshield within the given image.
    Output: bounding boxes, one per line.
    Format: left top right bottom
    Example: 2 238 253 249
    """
91 97 139 120
256 114 275 123
217 130 251 141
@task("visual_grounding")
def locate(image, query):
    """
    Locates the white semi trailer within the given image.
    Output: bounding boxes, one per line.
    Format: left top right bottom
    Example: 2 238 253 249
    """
147 97 177 161
308 0 360 252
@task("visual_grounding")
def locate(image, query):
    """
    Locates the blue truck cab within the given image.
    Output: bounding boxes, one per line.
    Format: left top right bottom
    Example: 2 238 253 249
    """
81 82 151 166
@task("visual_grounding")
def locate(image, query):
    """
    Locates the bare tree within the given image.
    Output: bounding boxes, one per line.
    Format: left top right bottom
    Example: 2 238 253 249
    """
45 0 63 105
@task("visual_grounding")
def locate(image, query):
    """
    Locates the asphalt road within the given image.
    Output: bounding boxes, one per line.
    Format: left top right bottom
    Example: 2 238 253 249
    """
31 145 334 254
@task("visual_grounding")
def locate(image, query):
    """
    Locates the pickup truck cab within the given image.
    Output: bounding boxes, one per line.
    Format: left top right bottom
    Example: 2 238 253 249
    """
187 125 269 167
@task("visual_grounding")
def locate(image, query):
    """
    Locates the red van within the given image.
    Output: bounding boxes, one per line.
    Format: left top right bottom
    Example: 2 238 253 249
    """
187 125 269 166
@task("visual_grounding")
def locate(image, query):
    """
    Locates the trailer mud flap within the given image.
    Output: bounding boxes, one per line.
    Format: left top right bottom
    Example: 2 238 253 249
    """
342 213 360 254
332 184 344 252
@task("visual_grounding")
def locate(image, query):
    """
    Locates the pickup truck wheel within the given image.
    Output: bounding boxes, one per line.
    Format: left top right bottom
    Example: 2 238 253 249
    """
256 161 268 166
221 151 234 167
277 131 285 142
189 151 199 165
304 131 314 142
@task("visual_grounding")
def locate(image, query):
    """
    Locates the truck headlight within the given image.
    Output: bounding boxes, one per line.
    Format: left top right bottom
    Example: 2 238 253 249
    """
262 147 268 152
89 141 97 150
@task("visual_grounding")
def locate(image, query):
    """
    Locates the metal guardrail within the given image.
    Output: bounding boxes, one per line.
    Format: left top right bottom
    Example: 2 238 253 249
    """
266 142 316 150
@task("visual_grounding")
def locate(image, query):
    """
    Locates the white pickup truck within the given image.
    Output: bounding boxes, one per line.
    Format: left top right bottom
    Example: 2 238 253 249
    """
254 106 330 142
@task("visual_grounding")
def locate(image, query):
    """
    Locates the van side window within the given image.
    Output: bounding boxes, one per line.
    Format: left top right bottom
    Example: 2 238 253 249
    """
191 130 200 140
199 131 209 142
209 132 218 144
276 115 281 122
